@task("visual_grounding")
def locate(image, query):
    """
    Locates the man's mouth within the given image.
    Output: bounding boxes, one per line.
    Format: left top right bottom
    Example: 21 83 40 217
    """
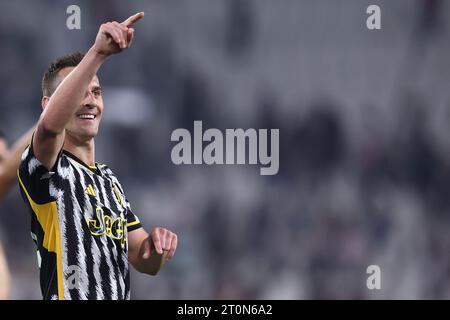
78 114 96 120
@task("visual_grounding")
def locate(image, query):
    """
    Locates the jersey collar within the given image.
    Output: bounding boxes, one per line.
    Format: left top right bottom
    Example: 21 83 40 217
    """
62 150 102 175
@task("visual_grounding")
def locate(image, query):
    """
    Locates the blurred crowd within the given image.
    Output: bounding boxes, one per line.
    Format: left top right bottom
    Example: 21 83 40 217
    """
1 0 450 299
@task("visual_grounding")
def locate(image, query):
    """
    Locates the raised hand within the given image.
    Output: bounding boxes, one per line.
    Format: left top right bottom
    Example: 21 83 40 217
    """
92 12 144 57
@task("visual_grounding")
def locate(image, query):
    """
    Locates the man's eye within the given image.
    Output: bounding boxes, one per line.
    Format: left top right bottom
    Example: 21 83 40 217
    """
93 90 102 97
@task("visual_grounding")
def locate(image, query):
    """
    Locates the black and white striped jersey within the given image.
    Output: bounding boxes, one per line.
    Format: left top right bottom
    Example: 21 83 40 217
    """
18 141 142 300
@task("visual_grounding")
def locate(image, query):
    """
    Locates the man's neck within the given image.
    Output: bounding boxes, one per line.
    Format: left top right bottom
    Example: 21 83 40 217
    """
64 133 96 167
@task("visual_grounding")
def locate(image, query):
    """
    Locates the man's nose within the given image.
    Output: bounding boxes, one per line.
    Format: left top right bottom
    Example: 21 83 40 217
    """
82 91 95 107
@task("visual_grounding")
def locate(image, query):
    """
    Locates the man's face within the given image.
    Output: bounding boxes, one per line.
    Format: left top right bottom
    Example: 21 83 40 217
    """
49 67 104 141
0 138 9 172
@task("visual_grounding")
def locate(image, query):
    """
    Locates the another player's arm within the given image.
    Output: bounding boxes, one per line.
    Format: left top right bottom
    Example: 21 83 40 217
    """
128 227 177 276
0 125 35 201
0 242 11 300
34 12 144 170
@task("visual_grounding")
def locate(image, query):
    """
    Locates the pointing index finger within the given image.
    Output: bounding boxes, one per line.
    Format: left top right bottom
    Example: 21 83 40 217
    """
122 12 145 28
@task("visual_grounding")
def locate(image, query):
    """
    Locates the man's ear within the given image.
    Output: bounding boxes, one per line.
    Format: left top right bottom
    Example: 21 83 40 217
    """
41 96 49 110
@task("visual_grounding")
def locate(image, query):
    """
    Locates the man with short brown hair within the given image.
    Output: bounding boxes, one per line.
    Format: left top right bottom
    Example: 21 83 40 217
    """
18 12 178 300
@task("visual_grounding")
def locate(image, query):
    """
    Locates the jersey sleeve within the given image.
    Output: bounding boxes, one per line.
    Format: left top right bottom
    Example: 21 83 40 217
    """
125 198 142 232
17 135 61 204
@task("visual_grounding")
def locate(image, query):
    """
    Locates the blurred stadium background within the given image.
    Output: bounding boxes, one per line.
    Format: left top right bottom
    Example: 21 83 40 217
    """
1 0 450 299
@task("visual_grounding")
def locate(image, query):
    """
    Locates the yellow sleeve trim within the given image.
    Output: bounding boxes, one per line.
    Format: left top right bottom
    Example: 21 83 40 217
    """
127 220 141 228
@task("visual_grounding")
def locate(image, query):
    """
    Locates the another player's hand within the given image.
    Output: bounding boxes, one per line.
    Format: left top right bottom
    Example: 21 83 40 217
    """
142 227 178 262
92 12 144 56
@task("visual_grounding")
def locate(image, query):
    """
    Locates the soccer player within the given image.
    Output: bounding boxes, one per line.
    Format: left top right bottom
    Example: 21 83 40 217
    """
0 127 35 299
17 12 178 300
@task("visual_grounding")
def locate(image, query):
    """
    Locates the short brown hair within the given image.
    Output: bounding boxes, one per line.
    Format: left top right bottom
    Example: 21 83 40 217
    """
42 52 85 96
